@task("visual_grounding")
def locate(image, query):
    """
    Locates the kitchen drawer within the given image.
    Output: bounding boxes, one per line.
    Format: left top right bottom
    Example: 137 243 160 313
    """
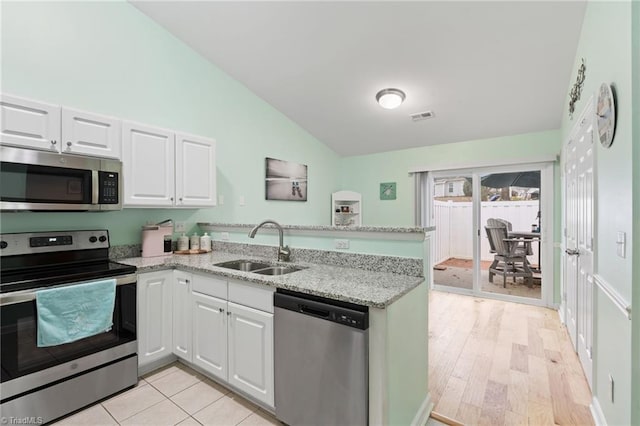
228 280 274 313
192 273 227 299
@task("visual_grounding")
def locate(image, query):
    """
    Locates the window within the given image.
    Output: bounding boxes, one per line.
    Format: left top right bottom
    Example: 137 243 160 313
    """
448 182 454 193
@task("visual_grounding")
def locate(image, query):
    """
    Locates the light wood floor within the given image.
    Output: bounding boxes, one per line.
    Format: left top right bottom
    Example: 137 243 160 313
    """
429 290 594 425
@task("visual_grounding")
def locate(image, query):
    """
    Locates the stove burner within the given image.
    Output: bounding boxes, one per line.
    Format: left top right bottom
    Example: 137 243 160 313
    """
0 230 136 294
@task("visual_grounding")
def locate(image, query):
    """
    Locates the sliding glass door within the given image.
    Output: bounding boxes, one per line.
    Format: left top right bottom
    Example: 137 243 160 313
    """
432 173 475 291
428 163 552 305
478 170 542 300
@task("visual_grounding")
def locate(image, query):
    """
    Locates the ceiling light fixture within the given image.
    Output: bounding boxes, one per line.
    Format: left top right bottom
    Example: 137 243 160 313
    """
375 88 406 109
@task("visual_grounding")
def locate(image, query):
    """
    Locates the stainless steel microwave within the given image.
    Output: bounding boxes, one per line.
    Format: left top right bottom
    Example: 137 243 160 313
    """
0 146 122 211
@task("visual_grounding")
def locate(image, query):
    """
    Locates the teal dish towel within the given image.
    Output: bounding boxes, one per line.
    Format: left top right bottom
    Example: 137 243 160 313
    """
36 278 116 347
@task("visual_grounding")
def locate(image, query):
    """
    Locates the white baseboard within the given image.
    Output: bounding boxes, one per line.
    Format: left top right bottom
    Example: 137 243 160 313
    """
137 354 177 376
411 392 434 426
590 396 607 426
558 302 566 325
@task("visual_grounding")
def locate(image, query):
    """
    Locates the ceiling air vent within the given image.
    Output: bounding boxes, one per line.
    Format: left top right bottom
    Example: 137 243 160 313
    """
410 110 435 122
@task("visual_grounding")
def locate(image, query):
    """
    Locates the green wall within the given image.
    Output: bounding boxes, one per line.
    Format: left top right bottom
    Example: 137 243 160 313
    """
339 130 561 227
0 1 340 245
339 130 564 302
559 1 634 424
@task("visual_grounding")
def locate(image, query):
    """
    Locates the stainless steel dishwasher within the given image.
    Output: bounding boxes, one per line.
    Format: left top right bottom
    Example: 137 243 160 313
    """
274 289 369 426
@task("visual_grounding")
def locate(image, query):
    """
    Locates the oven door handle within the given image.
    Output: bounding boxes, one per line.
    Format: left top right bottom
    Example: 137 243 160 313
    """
0 273 137 306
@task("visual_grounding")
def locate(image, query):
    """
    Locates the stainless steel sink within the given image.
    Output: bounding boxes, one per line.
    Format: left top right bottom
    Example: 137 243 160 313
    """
214 260 303 276
253 266 303 276
214 259 271 272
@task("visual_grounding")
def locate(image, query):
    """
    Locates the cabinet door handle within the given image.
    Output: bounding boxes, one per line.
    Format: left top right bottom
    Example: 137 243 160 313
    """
179 198 183 202
219 307 224 313
185 279 190 284
67 141 72 147
170 197 174 202
227 311 231 316
50 140 57 145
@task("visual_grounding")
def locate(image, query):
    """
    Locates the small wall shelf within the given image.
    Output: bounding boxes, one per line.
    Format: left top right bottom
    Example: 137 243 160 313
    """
332 191 362 226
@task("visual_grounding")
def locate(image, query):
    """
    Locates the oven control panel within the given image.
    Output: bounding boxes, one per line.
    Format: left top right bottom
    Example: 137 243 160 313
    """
30 235 73 247
0 230 110 256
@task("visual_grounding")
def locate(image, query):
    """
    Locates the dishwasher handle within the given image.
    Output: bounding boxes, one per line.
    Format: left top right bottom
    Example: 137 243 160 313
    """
274 290 369 330
299 304 330 318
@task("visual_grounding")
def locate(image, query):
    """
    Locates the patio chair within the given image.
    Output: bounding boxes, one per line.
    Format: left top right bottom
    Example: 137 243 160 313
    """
486 218 533 255
485 225 534 288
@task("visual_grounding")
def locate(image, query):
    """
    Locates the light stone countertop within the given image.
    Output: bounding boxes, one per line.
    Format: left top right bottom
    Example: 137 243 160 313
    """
198 222 434 233
118 251 424 308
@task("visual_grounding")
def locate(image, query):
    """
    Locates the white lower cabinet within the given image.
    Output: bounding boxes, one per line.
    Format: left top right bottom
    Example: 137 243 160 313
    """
138 270 275 408
190 275 275 408
137 271 173 369
192 291 228 381
227 301 274 407
173 271 193 362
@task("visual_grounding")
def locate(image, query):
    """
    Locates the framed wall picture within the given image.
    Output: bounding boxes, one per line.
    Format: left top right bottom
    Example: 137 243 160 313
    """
265 157 308 201
380 182 396 200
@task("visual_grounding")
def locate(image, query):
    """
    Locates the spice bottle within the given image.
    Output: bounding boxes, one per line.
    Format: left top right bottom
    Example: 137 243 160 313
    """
190 233 200 250
177 233 189 251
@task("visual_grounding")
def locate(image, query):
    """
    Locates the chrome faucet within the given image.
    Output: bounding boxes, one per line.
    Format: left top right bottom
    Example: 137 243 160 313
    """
248 220 291 262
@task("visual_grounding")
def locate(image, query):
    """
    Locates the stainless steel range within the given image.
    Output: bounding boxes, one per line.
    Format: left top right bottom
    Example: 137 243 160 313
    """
0 230 137 424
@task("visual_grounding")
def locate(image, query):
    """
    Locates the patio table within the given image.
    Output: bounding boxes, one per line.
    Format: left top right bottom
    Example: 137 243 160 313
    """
509 231 541 273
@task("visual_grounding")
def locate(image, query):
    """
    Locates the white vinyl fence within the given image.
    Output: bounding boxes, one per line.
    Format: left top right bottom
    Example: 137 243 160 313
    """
433 200 540 264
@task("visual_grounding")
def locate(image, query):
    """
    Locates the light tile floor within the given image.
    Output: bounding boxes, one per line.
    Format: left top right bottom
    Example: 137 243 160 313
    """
54 362 280 426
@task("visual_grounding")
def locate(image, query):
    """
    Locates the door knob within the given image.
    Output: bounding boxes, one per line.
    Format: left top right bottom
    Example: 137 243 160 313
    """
565 248 580 256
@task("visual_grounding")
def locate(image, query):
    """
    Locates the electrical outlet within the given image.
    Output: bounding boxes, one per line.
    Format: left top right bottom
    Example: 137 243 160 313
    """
221 232 230 241
335 239 350 249
239 196 245 206
175 221 186 232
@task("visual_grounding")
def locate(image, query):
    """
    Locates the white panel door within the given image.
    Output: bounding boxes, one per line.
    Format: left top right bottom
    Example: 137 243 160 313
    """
192 291 228 381
122 122 175 206
576 106 595 388
227 301 274 408
173 271 192 362
565 137 579 349
61 108 121 159
0 94 61 152
138 271 173 368
564 102 595 388
175 133 216 207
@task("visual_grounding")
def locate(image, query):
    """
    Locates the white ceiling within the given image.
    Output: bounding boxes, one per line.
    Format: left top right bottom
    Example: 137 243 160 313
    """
131 1 586 156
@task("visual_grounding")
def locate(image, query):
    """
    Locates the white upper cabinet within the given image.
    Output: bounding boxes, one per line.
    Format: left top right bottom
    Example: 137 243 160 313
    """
0 94 61 152
175 133 216 207
1 94 120 159
122 124 216 208
61 108 120 159
122 121 175 207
